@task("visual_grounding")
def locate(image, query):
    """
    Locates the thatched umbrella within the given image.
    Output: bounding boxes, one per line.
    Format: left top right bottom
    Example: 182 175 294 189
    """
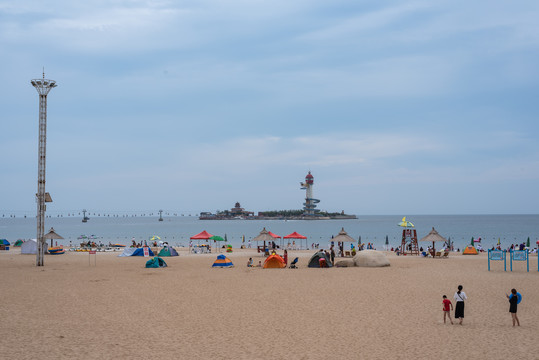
44 227 64 248
419 227 447 255
332 228 355 243
252 227 275 253
332 228 355 255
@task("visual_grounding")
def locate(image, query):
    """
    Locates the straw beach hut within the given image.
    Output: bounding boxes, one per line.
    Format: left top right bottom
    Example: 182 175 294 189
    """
419 227 447 256
252 227 275 253
44 227 64 248
332 228 355 243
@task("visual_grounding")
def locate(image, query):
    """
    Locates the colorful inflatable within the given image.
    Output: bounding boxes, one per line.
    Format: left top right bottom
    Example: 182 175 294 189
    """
48 246 65 255
509 292 522 304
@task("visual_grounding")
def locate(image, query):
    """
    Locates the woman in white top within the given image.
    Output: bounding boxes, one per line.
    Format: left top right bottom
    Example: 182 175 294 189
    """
454 285 467 325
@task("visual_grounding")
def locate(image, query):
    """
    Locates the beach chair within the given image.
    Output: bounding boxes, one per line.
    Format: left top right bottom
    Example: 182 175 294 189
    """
435 250 442 257
442 250 449 258
289 257 299 269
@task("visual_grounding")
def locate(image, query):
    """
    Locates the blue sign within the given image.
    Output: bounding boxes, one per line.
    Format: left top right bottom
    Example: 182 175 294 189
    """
510 250 529 272
488 249 506 271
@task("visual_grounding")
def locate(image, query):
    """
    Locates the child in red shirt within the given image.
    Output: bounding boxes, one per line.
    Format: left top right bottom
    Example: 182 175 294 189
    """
442 295 454 324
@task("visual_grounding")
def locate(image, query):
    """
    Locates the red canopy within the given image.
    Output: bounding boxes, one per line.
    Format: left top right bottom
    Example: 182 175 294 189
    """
284 231 307 239
190 230 213 240
268 231 281 239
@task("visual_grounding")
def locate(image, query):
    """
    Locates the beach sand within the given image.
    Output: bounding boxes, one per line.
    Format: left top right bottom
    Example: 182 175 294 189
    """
1 248 538 359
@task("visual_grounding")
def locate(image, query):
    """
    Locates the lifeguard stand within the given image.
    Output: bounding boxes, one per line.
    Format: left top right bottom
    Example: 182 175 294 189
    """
398 217 419 256
401 228 419 255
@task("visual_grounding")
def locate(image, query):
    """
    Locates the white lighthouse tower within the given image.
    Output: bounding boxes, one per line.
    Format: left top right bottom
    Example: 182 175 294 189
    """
300 171 320 216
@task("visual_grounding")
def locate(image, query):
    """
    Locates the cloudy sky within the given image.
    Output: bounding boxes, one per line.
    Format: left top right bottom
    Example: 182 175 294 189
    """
1 0 538 215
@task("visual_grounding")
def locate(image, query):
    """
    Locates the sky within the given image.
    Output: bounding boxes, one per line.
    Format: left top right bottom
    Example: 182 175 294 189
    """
1 0 539 215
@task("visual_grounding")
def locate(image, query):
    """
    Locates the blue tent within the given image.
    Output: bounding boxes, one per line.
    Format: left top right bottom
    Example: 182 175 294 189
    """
132 248 154 256
119 248 155 257
145 257 167 268
212 254 234 268
0 239 10 251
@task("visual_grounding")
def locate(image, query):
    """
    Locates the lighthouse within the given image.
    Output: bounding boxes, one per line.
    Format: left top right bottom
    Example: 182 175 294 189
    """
300 171 320 216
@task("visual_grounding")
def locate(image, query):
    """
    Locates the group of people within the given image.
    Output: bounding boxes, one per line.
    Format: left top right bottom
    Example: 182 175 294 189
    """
442 285 521 327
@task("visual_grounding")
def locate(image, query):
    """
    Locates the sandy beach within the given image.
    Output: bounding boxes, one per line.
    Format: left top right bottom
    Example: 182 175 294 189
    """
1 248 538 360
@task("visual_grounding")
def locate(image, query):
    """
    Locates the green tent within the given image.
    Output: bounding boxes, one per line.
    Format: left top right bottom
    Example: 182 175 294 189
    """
14 239 24 247
145 257 167 268
157 247 179 257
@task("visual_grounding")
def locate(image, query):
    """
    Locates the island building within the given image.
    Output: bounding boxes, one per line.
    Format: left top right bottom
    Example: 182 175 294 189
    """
199 202 254 220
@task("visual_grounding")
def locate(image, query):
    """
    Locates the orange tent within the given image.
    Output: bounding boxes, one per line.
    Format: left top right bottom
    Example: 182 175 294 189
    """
462 245 478 255
264 254 286 268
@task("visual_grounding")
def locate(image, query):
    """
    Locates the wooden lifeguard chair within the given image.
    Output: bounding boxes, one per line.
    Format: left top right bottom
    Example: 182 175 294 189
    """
398 217 419 256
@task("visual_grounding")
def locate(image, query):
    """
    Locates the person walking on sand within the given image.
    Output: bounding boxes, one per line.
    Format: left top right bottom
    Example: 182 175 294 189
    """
442 295 453 324
454 285 467 325
506 289 520 327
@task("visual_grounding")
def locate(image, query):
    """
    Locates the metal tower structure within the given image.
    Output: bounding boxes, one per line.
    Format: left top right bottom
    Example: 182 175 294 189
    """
300 171 320 216
31 71 57 266
82 209 89 222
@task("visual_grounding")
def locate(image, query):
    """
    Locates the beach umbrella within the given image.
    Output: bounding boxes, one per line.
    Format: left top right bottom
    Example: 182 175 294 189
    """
190 230 214 251
224 234 228 243
331 228 355 243
398 217 414 228
210 235 225 253
44 227 64 247
150 235 161 242
470 237 474 246
268 231 282 248
252 228 275 242
190 230 213 240
526 237 530 248
497 238 501 246
419 227 448 255
284 231 308 250
385 235 389 250
253 228 277 251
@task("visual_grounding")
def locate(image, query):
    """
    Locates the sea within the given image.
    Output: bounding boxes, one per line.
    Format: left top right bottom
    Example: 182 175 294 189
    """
1 214 538 250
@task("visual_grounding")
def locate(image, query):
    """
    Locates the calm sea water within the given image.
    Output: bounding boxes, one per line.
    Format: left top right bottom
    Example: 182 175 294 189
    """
1 215 538 250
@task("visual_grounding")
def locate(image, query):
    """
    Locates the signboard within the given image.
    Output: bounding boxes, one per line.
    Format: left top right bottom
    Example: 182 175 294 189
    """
89 250 96 266
143 247 150 257
488 249 506 271
510 250 529 272
512 251 527 261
